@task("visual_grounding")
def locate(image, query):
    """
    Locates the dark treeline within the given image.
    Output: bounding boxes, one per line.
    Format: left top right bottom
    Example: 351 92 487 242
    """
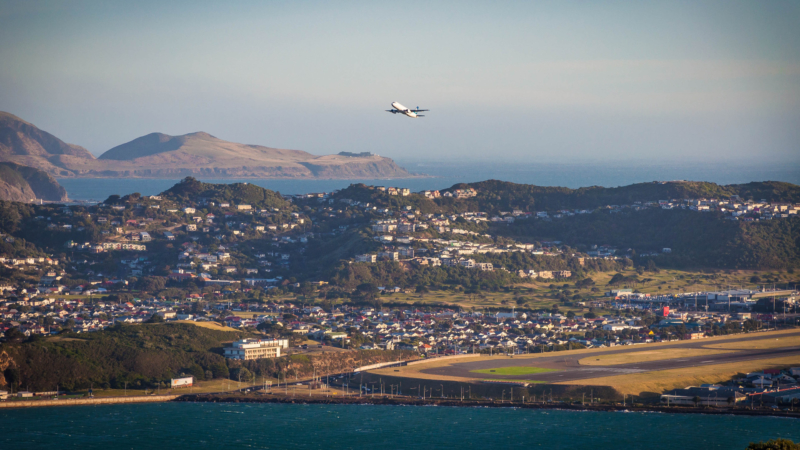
495 209 800 270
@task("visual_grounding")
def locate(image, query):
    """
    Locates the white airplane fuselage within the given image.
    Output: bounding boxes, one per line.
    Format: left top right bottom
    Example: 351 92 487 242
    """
391 102 417 118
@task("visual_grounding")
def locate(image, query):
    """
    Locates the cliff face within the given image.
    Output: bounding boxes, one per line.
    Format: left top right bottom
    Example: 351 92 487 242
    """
0 162 68 202
0 111 415 179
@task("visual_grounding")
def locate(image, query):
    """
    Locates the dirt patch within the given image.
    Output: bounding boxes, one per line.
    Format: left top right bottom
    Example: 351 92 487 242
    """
174 321 238 331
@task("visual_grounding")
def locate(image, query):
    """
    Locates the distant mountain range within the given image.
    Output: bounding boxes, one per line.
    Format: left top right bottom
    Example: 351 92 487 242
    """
0 111 413 178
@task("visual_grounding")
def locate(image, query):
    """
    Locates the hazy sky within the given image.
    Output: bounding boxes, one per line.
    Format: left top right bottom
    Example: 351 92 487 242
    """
1 0 798 163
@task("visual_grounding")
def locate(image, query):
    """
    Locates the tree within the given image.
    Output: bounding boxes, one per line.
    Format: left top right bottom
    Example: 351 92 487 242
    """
136 276 166 292
191 301 206 315
103 194 121 205
4 327 25 343
3 366 21 388
297 282 315 298
257 321 285 337
211 363 230 379
146 313 164 323
186 363 206 381
230 367 254 382
608 273 626 286
356 283 379 301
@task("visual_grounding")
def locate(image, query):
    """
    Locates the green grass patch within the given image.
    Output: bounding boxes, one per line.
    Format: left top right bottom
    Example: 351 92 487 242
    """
290 354 311 363
470 366 559 376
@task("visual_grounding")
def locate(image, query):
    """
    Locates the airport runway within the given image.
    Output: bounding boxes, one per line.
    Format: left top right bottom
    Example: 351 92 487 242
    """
419 331 800 383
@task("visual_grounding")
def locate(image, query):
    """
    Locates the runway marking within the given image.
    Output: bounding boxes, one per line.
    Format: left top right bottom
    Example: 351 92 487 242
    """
576 368 646 374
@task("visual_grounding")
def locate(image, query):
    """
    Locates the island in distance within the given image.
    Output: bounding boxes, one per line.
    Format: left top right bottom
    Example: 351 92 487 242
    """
0 111 414 179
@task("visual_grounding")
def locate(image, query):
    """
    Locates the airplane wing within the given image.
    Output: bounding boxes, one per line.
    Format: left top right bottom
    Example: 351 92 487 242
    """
410 109 428 112
386 110 400 113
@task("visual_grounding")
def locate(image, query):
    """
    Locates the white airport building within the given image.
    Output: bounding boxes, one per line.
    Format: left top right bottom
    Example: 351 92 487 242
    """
223 338 289 360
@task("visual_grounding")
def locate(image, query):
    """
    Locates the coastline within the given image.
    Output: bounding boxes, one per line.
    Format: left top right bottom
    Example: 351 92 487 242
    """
173 394 800 419
3 392 799 420
0 394 178 409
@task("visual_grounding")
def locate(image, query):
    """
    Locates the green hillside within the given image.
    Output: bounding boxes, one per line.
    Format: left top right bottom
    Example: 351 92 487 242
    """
162 177 292 210
1 323 249 392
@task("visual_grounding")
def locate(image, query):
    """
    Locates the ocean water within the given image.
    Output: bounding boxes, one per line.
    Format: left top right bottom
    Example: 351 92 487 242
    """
0 402 798 449
57 161 800 201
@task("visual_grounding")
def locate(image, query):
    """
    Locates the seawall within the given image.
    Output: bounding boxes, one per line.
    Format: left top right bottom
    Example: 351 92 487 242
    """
176 394 800 419
0 394 178 409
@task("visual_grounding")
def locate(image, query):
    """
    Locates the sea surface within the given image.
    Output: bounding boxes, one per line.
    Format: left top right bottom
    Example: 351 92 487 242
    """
0 402 798 449
57 161 800 201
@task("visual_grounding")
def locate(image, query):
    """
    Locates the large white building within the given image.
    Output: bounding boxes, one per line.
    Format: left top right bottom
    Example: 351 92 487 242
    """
223 338 289 360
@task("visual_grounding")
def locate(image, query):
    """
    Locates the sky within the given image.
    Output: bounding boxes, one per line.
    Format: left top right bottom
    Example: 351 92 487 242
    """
1 0 799 164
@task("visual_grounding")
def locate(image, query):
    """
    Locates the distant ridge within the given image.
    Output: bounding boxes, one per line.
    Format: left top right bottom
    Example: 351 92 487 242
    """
98 131 316 164
99 132 199 160
338 151 376 158
0 111 415 179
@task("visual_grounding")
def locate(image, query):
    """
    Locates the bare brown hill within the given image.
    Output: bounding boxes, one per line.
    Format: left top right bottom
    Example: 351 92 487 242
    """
94 131 411 178
0 111 94 177
0 161 68 202
0 111 414 179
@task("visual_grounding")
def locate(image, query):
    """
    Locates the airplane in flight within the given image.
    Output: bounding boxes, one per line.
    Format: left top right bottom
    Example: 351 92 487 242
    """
386 102 428 118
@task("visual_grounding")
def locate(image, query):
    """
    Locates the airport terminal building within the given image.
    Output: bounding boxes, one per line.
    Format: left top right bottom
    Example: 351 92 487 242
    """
224 338 289 360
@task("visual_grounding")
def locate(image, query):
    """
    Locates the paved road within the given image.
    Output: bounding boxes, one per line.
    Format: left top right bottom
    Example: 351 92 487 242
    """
420 330 800 383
